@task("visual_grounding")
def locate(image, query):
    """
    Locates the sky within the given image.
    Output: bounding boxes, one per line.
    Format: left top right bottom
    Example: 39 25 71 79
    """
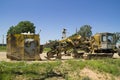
0 0 120 44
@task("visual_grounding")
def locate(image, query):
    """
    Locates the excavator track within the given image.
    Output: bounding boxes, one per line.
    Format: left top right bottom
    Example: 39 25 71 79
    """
83 53 114 59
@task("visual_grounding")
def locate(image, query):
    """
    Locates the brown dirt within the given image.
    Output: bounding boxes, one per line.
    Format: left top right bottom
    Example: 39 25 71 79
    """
80 68 111 80
80 68 120 80
0 52 119 62
0 52 10 61
0 52 73 62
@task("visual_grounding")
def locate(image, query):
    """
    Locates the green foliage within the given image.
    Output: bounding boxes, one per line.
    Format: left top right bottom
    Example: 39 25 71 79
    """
86 59 120 76
44 40 58 48
114 32 120 43
78 25 92 38
0 61 62 80
43 48 51 52
69 25 92 38
66 59 86 70
7 21 35 34
7 26 15 34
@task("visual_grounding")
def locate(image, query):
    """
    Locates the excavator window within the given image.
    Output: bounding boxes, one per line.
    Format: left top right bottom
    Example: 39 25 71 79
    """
108 35 113 43
102 34 113 43
102 35 107 42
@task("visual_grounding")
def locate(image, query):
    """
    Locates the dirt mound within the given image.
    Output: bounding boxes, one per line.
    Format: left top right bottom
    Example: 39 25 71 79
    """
80 68 119 80
0 52 10 61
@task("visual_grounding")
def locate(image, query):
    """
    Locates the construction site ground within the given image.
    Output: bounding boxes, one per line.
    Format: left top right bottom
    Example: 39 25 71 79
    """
0 52 120 62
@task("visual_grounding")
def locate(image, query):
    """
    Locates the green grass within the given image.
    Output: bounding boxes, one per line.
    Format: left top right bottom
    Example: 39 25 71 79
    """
86 59 120 76
0 61 62 80
43 47 51 52
0 46 6 52
0 59 120 80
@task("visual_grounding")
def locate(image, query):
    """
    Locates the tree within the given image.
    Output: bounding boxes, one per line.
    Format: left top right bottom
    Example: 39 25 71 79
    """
115 32 120 39
78 25 92 38
7 26 16 34
7 21 36 34
44 40 58 48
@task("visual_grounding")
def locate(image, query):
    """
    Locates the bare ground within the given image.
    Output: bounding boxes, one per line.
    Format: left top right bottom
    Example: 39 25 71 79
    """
0 52 120 62
0 52 74 62
80 68 120 80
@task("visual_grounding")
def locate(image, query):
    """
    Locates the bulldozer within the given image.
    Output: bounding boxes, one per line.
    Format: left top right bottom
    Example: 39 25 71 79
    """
46 32 118 59
6 33 43 60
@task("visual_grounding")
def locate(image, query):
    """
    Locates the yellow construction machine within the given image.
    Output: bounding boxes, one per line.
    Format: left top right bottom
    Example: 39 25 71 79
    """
6 33 43 60
6 32 118 60
46 35 90 59
84 32 117 59
46 32 117 59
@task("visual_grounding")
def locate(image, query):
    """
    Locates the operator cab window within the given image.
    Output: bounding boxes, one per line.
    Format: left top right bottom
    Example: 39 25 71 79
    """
102 35 107 42
108 35 113 42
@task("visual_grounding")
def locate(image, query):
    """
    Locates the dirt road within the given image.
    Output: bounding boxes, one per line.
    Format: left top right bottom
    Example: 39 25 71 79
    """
0 52 73 61
0 52 10 61
0 52 119 61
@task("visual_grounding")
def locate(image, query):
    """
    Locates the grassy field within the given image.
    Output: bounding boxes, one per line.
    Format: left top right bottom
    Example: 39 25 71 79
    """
0 46 6 52
43 48 51 52
0 59 120 80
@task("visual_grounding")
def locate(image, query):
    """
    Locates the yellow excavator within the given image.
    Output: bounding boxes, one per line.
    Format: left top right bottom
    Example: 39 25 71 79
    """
46 35 90 59
46 32 117 59
84 32 117 59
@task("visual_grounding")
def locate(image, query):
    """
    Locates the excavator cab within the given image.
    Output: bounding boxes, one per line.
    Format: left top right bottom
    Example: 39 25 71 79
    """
85 33 117 59
101 33 115 50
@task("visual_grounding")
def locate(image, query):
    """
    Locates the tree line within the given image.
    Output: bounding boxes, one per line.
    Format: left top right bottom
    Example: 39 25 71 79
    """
7 21 35 34
7 21 92 37
7 21 120 47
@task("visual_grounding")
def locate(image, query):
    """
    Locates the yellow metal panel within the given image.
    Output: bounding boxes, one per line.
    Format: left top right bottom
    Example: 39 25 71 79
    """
7 34 41 60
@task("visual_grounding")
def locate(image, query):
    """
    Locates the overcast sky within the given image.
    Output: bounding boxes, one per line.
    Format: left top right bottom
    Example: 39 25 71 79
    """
0 0 120 44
